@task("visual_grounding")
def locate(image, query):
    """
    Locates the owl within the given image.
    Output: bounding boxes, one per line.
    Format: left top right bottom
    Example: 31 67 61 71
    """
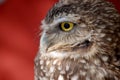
34 0 120 80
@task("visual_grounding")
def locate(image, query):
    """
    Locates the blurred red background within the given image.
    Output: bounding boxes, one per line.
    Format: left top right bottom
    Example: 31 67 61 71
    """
0 0 119 80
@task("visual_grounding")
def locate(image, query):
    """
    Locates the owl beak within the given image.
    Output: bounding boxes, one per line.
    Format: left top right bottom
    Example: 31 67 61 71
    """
40 32 50 53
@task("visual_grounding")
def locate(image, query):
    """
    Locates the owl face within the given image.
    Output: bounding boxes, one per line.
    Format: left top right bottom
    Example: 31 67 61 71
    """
41 14 97 58
40 0 120 59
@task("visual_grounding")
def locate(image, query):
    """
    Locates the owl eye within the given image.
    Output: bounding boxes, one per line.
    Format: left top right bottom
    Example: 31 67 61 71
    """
59 22 74 32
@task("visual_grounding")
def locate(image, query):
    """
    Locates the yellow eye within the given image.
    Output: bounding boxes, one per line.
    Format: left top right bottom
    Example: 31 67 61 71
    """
60 22 74 32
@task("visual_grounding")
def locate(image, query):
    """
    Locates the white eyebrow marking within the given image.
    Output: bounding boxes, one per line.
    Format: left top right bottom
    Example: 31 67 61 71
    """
41 18 69 29
49 17 70 26
50 14 80 26
55 18 68 23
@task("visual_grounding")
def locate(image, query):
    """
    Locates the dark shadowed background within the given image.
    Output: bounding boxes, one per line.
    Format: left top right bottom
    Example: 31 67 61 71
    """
0 0 119 80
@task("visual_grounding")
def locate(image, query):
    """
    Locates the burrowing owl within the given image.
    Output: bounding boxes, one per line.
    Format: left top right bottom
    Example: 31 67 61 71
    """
34 0 120 80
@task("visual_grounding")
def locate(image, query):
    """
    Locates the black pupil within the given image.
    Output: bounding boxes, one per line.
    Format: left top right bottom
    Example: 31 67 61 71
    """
64 23 70 29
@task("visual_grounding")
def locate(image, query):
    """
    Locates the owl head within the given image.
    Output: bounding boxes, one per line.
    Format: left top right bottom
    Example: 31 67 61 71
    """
40 0 120 59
